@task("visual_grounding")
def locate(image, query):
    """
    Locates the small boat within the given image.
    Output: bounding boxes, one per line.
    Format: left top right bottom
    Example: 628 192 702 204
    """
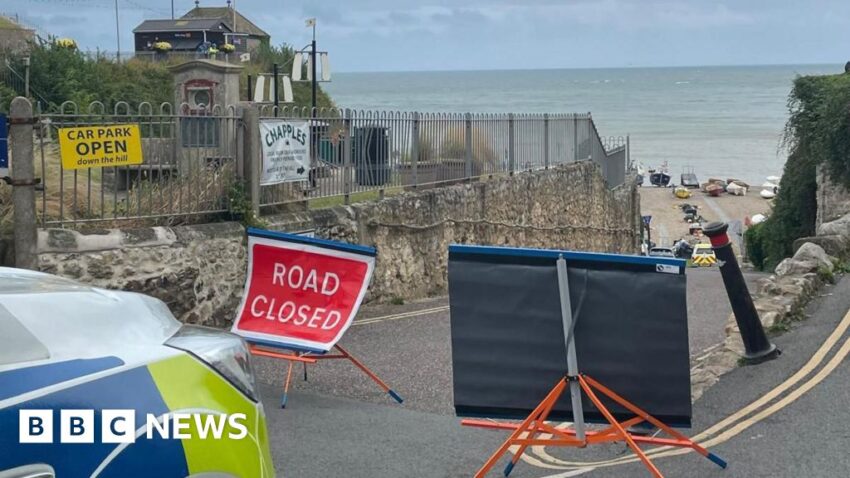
648 162 671 187
680 166 699 189
766 175 781 183
760 189 776 199
727 182 747 196
674 186 691 199
761 181 778 189
705 183 723 197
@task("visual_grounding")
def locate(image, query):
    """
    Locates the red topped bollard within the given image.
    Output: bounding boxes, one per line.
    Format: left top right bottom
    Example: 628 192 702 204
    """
703 221 780 364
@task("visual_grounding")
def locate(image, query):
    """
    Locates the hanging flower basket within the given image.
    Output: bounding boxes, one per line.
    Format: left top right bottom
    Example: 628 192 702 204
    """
220 43 236 53
55 38 77 49
153 41 172 52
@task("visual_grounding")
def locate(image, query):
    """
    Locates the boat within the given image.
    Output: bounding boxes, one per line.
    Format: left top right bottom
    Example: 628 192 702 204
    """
680 166 699 189
673 186 691 199
727 182 747 196
705 183 723 197
766 175 781 183
648 162 671 187
760 189 776 199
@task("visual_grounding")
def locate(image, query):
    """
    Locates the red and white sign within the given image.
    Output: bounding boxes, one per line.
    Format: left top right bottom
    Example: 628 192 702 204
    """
232 231 375 352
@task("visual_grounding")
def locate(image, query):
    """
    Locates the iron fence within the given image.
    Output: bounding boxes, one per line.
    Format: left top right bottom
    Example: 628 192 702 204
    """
30 101 628 228
35 101 239 227
257 107 629 208
80 51 249 65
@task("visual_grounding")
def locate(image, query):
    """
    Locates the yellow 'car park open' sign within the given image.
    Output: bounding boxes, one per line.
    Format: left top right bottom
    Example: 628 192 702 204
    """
58 124 143 170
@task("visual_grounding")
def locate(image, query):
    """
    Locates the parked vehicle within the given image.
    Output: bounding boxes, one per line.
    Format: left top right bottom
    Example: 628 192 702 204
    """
0 268 274 478
649 247 676 258
691 243 717 267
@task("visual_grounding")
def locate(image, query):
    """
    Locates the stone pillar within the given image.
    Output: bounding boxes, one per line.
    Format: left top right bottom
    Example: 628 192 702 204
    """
9 97 37 270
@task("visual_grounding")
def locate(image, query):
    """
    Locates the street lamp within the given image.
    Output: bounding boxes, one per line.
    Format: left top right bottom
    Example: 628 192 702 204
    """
305 18 317 112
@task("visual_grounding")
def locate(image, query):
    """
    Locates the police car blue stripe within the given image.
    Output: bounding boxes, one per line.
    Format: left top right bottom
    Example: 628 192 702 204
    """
0 356 124 401
0 363 187 478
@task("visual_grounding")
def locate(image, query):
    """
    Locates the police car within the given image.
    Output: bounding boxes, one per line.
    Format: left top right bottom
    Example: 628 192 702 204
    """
0 268 274 478
691 243 718 267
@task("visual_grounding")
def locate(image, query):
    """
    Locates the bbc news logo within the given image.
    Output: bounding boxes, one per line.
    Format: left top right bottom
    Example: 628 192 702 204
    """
19 410 248 444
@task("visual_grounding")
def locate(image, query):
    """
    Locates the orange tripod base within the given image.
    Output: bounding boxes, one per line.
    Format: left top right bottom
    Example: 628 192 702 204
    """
462 374 726 478
249 343 404 408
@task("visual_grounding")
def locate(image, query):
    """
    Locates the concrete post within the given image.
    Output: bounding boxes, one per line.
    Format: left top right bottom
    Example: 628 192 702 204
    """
9 97 37 270
241 103 261 217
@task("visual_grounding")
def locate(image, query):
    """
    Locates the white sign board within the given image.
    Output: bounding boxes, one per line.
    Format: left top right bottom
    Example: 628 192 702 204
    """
260 119 311 186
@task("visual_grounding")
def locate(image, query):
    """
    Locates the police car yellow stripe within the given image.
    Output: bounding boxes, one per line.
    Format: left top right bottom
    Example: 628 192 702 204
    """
147 355 274 478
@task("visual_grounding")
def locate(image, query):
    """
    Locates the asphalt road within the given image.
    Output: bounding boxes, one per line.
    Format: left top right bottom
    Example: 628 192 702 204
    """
252 267 787 477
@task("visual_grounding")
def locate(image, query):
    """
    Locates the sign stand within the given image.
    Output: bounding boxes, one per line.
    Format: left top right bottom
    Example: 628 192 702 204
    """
250 343 403 408
461 256 727 478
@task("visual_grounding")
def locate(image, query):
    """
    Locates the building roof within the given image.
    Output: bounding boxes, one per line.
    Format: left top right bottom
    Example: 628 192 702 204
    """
181 7 269 38
133 18 233 33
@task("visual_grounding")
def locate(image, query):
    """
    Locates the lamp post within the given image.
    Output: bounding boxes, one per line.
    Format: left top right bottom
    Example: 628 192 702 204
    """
114 0 121 62
306 18 317 112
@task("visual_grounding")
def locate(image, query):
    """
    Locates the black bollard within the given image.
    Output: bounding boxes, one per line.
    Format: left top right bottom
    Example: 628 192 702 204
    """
703 221 780 364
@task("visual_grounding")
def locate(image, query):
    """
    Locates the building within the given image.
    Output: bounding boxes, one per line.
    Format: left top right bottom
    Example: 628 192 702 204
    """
132 2 269 54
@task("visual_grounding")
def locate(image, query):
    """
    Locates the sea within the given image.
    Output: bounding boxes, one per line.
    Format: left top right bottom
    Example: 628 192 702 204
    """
324 64 840 185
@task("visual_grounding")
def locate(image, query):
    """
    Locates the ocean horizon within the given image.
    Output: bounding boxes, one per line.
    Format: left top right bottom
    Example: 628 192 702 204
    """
325 63 841 185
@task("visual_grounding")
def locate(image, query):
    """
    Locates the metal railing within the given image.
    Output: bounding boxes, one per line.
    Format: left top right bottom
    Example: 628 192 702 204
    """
79 51 249 65
35 101 239 227
257 107 629 208
31 101 628 228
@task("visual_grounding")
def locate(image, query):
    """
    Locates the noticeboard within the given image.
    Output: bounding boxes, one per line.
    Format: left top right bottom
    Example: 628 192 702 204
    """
58 124 143 170
448 245 692 426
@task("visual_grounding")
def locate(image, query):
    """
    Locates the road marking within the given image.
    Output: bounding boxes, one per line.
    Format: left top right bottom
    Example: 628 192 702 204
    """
353 305 449 326
528 307 850 474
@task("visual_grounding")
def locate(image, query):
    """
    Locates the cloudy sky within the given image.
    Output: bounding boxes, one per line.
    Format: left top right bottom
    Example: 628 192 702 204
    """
6 0 850 71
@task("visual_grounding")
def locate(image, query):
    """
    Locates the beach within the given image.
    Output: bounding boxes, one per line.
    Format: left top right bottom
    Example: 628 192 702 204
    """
639 186 771 249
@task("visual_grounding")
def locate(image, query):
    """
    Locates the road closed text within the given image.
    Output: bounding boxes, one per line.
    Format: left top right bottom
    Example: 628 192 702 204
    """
249 263 343 330
58 124 143 170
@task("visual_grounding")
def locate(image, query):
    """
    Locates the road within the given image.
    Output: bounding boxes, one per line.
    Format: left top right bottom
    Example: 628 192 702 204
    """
252 267 796 477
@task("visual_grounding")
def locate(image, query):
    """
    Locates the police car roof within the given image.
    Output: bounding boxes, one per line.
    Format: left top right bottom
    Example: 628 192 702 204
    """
0 268 182 369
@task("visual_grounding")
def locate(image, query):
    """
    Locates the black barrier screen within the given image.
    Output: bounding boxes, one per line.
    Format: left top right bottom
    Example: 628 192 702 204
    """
448 245 691 426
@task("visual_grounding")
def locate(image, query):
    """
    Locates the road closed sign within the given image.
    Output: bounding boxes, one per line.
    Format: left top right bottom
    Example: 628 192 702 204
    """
232 228 376 353
58 124 143 170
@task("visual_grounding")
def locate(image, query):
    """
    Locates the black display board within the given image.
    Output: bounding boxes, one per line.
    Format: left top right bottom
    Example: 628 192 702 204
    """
448 245 692 427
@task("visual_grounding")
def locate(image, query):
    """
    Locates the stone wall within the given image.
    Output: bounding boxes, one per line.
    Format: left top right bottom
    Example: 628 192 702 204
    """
38 161 639 325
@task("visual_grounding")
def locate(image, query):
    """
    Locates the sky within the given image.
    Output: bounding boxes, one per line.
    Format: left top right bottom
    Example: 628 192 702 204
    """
5 0 850 72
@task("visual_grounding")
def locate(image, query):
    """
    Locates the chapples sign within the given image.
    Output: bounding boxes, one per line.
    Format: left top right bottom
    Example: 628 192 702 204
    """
232 228 376 353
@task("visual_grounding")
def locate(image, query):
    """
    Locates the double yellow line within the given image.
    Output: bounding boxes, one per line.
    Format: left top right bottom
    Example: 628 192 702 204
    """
352 305 450 326
528 307 850 474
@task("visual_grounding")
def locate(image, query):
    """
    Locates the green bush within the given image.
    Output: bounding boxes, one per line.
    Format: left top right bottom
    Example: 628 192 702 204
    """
745 222 766 269
4 41 334 111
750 73 850 270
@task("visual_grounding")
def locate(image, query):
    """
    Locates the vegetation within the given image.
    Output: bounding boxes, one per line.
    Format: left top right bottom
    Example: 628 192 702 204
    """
1 40 334 112
747 73 850 270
